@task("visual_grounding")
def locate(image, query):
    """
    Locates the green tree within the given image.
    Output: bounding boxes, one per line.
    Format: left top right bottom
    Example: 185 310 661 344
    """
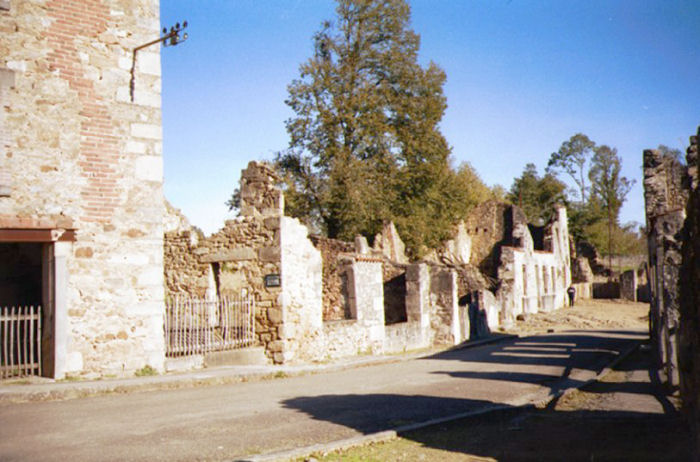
546 133 596 204
507 163 568 225
275 0 460 256
588 144 635 257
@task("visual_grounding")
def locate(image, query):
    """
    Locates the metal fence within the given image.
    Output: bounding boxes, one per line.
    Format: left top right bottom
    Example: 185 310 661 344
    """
164 295 256 357
1 305 42 379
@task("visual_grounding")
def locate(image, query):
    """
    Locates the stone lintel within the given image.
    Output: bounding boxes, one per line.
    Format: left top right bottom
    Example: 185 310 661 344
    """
0 215 74 229
200 247 256 263
258 246 281 262
0 228 76 242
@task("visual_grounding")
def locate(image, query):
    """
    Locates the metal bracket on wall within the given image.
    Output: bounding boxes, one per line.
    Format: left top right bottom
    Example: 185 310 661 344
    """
129 21 188 102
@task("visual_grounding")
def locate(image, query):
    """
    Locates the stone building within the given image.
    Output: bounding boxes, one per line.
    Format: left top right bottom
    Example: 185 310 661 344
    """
0 0 165 378
165 161 574 365
461 201 572 325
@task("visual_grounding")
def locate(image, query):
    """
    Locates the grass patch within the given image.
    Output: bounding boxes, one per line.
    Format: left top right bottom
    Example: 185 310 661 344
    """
134 365 158 377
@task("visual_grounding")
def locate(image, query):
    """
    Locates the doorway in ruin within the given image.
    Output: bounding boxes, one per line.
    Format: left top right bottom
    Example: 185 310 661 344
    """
0 242 45 378
383 265 407 325
0 229 71 379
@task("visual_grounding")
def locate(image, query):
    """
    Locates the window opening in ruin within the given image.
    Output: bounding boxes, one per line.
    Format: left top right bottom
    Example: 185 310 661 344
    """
209 262 221 300
0 242 45 378
339 269 353 319
383 269 407 325
522 265 527 295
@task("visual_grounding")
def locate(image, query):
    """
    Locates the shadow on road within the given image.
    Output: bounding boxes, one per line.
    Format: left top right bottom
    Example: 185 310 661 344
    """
281 330 690 460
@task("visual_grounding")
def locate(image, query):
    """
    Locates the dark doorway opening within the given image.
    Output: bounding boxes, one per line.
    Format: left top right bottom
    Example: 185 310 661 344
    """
0 243 43 306
0 242 46 378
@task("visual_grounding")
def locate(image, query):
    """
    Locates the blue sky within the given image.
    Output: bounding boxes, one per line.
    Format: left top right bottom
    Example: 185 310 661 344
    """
160 0 699 235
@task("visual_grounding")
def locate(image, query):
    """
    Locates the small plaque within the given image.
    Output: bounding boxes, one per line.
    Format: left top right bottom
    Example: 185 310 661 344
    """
264 274 281 288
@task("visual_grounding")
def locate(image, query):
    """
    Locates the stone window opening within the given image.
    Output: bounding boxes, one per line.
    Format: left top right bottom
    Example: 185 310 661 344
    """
383 266 407 325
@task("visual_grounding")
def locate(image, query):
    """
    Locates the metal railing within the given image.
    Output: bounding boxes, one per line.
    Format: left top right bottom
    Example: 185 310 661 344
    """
1 305 42 379
164 295 256 357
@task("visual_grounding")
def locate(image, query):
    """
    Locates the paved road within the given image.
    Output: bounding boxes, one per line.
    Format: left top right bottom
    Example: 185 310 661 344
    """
0 329 645 461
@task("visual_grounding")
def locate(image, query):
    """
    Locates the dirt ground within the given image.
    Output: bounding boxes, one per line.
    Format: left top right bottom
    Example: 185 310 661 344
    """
500 298 650 336
301 299 691 461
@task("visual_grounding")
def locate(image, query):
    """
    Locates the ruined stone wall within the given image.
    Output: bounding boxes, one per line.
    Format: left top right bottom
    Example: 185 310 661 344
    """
429 266 460 345
496 205 571 325
309 235 353 321
619 270 638 301
163 203 210 298
0 0 165 378
199 216 283 362
678 128 700 453
279 216 323 363
643 147 687 389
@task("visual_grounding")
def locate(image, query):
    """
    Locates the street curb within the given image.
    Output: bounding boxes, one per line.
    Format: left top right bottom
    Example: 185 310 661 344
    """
0 335 517 404
238 338 644 462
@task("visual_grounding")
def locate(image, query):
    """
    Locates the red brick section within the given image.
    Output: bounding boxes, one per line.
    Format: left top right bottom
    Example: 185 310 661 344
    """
45 0 121 224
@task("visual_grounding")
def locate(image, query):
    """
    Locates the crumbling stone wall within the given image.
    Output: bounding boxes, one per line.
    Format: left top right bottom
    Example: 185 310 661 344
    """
279 216 323 363
429 267 460 345
678 128 700 453
493 204 571 325
309 235 353 320
643 147 687 389
163 202 210 298
619 270 638 301
373 221 408 264
464 201 523 279
0 0 165 378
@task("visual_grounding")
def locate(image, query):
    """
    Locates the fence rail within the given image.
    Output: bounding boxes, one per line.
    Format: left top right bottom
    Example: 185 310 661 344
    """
164 296 256 357
1 305 42 379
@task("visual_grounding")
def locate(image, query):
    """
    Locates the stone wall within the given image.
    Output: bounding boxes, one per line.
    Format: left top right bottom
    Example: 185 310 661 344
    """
309 235 353 321
163 203 210 298
279 216 323 363
495 205 571 325
163 165 576 366
619 270 638 301
0 0 165 378
643 147 687 389
678 128 700 454
429 267 460 345
163 162 288 364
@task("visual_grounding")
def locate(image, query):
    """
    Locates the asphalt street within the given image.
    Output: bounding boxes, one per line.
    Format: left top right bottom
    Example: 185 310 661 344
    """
0 329 645 461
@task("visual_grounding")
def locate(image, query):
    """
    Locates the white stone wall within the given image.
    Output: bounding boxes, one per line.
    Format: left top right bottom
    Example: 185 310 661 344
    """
0 0 164 377
280 216 323 362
